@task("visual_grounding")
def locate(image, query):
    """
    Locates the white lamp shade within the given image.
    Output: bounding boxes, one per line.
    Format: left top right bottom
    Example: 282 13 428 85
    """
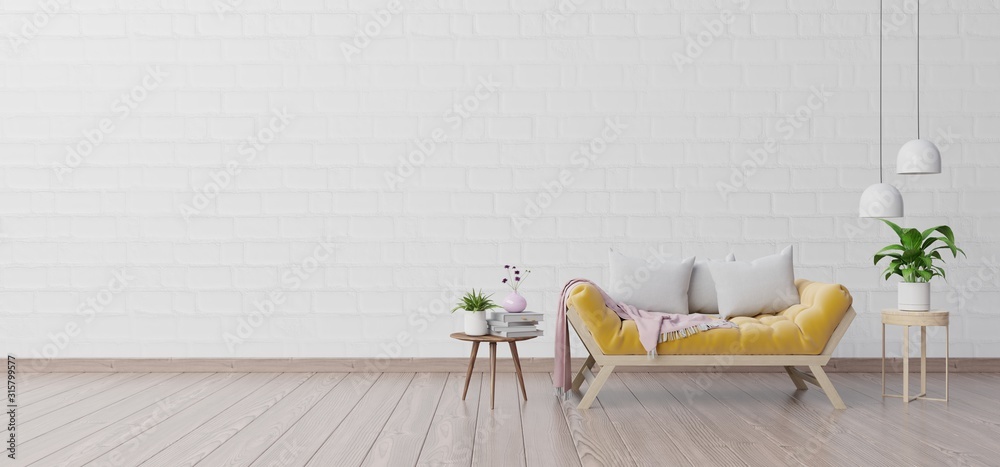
859 183 904 218
897 139 942 174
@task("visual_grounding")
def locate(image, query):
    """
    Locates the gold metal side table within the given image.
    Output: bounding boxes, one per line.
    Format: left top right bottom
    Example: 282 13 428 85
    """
881 309 949 403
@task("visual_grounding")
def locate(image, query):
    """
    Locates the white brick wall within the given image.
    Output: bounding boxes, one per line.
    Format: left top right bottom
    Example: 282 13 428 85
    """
2 0 999 360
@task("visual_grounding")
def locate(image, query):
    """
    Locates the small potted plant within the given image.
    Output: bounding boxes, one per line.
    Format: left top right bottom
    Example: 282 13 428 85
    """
500 265 531 313
873 219 965 311
452 289 500 336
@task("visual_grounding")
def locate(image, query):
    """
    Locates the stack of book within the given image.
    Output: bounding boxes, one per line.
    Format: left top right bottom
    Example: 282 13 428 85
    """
487 310 544 338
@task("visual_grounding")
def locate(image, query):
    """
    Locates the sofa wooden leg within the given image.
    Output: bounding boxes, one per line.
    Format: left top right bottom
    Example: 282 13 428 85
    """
572 355 596 391
578 364 614 410
809 364 846 410
784 366 808 390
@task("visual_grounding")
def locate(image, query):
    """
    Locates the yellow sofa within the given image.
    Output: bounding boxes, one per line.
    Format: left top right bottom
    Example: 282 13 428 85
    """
568 279 853 356
566 279 856 410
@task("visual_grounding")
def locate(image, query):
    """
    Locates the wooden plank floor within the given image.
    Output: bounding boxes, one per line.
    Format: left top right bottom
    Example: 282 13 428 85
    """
9 372 1000 467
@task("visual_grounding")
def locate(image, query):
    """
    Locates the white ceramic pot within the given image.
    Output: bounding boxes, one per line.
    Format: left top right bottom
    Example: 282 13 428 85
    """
463 310 488 336
898 282 931 311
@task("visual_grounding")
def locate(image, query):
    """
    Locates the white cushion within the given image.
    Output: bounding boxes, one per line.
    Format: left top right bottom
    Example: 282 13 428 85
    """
608 250 694 314
708 246 799 318
689 254 736 314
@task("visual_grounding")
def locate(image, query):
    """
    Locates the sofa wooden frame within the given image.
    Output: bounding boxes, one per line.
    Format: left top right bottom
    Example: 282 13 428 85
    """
567 305 857 410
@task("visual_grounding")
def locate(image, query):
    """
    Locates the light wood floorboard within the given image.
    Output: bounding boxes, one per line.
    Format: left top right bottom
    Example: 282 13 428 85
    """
20 373 176 441
17 373 212 466
17 373 113 406
742 372 910 466
249 373 378 467
195 373 346 467
558 378 635 467
839 372 1000 463
414 373 482 467
15 373 77 393
142 373 313 467
520 373 580 467
10 371 1000 467
304 373 415 466
471 373 525 467
361 373 448 467
699 375 848 467
86 373 276 466
594 372 696 465
650 372 794 466
31 373 243 467
19 373 142 419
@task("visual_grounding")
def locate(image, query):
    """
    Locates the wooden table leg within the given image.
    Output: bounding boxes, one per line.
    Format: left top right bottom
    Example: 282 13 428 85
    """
920 326 927 396
881 323 886 396
902 325 909 403
509 342 527 401
945 324 949 401
461 341 480 400
489 342 497 410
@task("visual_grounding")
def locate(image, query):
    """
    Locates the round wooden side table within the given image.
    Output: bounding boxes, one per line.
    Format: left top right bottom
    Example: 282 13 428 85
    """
881 309 949 403
450 332 537 410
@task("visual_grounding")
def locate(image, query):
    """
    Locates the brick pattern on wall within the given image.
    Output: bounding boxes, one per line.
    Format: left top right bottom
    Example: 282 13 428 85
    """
1 0 998 359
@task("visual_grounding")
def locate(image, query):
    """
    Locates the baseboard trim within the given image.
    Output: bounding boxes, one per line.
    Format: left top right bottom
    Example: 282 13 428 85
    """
18 357 1000 373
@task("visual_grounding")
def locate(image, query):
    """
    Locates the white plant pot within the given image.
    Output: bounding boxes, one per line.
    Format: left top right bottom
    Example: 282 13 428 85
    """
463 310 488 336
898 282 931 311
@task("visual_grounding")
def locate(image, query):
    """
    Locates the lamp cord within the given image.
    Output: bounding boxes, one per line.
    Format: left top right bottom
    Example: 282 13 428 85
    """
879 0 883 184
916 0 920 140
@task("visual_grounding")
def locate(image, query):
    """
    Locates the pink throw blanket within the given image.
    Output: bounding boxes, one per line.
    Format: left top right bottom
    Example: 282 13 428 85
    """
554 279 737 394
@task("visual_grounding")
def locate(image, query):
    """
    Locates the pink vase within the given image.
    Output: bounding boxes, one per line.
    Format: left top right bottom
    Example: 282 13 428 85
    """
501 292 527 313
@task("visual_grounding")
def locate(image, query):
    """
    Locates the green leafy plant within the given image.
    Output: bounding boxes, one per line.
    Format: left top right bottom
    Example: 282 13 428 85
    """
451 289 501 313
873 219 965 283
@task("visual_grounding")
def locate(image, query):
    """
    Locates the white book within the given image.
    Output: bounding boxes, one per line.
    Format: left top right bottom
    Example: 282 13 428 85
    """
489 329 544 338
489 311 544 323
487 320 537 328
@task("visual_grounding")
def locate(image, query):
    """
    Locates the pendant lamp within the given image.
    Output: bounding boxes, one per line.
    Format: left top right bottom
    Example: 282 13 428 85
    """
860 0 904 218
897 0 942 174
